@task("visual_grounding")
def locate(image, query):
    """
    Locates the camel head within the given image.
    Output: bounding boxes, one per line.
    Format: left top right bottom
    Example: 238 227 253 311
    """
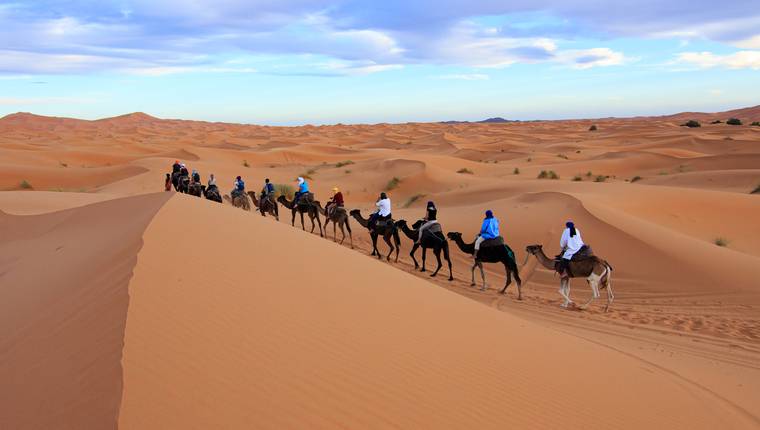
277 195 288 204
395 219 407 228
525 244 543 255
446 231 462 241
349 209 361 217
411 219 425 230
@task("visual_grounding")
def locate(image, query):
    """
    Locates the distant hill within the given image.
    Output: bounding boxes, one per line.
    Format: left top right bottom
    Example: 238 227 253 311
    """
441 117 517 124
657 105 760 123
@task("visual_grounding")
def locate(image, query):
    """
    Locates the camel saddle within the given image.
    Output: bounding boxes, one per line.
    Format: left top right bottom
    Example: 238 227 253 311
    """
297 192 315 207
553 245 594 276
480 236 505 248
421 223 444 242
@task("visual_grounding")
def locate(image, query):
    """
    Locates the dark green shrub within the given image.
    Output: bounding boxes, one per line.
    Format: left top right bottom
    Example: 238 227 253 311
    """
681 120 701 128
727 118 742 125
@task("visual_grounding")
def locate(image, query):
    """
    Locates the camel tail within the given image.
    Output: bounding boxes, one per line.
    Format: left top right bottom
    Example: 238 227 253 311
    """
600 262 612 290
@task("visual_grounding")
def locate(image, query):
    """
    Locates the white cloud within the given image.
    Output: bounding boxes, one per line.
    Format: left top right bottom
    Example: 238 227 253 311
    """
437 74 489 80
676 51 760 70
557 48 626 69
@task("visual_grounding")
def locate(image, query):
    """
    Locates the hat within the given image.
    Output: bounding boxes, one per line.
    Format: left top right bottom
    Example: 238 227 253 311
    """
485 210 493 218
236 175 242 180
566 221 574 228
297 177 304 184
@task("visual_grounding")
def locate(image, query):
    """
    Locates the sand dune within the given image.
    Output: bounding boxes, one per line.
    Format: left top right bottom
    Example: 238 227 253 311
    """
1 108 759 428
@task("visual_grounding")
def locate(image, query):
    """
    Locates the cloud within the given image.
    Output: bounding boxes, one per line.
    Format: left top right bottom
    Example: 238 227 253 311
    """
557 48 627 69
676 51 760 70
436 74 490 80
1 1 755 75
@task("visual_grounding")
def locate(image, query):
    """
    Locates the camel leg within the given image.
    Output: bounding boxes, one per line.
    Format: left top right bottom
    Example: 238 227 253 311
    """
383 234 394 261
444 244 453 281
470 261 477 286
290 209 296 227
409 243 420 269
370 233 380 257
605 271 614 312
420 246 427 272
559 277 573 308
499 261 511 295
478 263 487 291
580 274 601 310
430 248 442 277
332 221 337 242
315 212 323 237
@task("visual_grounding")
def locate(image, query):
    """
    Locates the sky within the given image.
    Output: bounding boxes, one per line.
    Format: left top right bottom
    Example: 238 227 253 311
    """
1 1 759 125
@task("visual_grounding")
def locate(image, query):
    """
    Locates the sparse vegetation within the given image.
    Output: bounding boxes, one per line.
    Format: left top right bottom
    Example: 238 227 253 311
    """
513 167 520 175
751 184 760 194
403 193 426 208
385 177 401 191
557 154 569 159
344 169 352 174
631 176 643 183
714 237 729 247
586 171 593 177
589 124 598 131
659 171 669 175
538 170 559 180
681 120 701 128
527 157 532 162
242 159 250 167
710 120 722 124
751 121 760 127
724 136 734 141
20 180 33 190
594 175 608 182
335 160 354 168
457 168 474 174
274 183 294 199
572 175 583 181
59 161 68 167
727 118 742 126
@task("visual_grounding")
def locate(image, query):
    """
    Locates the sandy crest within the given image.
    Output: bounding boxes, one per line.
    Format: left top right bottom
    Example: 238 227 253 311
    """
118 194 756 429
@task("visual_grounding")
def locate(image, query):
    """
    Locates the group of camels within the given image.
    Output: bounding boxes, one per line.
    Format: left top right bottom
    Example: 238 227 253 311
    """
181 180 614 311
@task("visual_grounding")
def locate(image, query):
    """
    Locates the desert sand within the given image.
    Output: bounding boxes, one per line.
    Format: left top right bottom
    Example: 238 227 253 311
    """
0 107 759 429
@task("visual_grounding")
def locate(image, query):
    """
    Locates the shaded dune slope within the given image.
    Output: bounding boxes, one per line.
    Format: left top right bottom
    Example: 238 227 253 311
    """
0 192 171 429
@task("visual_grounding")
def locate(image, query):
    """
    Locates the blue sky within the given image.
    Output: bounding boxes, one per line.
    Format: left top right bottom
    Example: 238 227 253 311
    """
1 1 759 125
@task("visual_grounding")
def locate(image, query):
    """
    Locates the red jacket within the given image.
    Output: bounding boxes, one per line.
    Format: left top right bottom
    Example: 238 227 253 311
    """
331 192 344 206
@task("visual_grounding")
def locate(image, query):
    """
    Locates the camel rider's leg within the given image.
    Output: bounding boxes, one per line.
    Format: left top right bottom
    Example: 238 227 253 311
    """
369 212 378 230
473 235 485 260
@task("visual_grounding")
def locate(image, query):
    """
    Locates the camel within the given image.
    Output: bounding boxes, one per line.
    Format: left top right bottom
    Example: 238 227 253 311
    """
314 202 353 248
395 220 453 280
248 191 279 221
223 192 251 211
525 244 614 311
188 182 202 197
447 232 522 298
277 195 323 237
204 185 223 203
349 209 400 262
177 176 190 194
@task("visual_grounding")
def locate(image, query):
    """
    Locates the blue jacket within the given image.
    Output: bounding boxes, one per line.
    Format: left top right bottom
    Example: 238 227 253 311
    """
298 181 309 193
265 183 275 194
236 179 245 192
480 217 500 240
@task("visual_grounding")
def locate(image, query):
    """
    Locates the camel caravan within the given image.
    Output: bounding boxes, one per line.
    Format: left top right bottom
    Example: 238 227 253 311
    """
165 162 614 311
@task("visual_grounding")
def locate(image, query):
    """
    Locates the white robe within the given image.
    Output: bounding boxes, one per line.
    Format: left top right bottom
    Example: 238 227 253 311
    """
376 198 392 217
560 227 584 260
